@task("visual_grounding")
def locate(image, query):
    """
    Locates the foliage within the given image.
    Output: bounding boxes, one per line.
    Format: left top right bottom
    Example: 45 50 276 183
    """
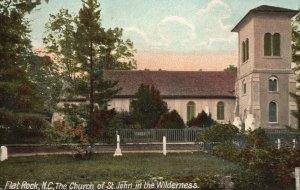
197 123 240 143
0 0 54 143
292 10 300 82
290 92 300 131
130 84 168 128
27 53 63 112
223 65 237 72
246 127 270 148
230 128 299 190
187 110 215 128
155 110 186 129
213 142 241 163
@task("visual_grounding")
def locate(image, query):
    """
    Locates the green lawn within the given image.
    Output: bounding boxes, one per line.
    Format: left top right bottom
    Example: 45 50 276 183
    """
0 153 240 185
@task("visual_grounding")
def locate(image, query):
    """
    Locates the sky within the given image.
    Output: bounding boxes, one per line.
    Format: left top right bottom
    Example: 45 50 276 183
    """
28 0 300 71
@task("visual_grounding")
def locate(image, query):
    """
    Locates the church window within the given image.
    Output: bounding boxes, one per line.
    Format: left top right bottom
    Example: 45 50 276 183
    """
217 102 224 120
187 101 195 121
245 38 249 60
269 76 278 92
264 33 272 56
273 33 280 56
242 39 249 62
269 101 277 123
242 41 245 62
264 33 280 56
242 80 246 95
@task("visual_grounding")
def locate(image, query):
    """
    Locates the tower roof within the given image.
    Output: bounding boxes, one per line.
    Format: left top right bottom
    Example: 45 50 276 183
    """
231 5 299 32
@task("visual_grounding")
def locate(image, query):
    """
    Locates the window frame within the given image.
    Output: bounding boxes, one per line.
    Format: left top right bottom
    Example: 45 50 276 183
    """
217 101 225 120
264 33 281 57
187 101 196 122
268 76 278 92
269 101 278 123
242 80 246 95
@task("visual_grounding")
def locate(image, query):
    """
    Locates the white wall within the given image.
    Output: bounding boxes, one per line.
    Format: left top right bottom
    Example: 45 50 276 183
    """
108 98 236 124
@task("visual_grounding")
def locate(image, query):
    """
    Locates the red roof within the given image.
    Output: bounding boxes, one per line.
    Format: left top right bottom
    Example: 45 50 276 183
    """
104 70 237 99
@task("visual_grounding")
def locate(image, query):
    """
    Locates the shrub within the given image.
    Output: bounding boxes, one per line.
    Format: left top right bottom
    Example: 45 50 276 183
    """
213 142 241 163
197 123 240 143
234 128 300 190
187 110 215 128
246 127 270 148
155 110 186 129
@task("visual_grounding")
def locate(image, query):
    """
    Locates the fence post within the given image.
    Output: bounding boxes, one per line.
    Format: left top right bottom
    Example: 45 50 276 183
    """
163 136 167 156
113 134 122 157
277 139 281 150
296 167 300 190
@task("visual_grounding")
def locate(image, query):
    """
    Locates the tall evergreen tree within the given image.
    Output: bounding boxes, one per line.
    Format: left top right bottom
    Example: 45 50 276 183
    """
130 84 168 129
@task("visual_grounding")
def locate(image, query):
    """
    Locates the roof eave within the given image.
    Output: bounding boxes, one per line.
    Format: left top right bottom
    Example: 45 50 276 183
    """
231 10 299 33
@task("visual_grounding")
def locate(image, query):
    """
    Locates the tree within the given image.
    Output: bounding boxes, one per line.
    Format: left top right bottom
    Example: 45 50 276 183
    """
0 0 52 143
291 10 300 131
130 84 168 128
43 0 137 145
224 65 237 72
43 9 78 89
155 110 185 129
187 110 215 128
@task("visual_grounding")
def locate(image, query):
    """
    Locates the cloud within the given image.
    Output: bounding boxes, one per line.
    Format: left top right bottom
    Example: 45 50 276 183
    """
195 0 236 50
158 16 196 43
123 0 236 52
123 27 167 48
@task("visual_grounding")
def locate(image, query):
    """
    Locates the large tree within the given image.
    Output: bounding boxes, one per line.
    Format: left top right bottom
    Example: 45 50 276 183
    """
0 0 53 143
43 0 137 143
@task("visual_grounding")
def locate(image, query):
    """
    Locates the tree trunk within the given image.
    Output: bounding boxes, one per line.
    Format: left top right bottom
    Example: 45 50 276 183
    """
89 41 94 130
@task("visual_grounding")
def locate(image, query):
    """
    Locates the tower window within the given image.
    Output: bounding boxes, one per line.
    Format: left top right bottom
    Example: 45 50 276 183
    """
269 101 277 123
242 38 249 62
264 33 272 56
245 38 249 60
242 80 246 95
264 33 280 56
187 101 195 122
273 33 280 56
217 102 224 120
269 76 278 92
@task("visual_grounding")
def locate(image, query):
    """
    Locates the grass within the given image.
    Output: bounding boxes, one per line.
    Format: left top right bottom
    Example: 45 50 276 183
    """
0 152 240 185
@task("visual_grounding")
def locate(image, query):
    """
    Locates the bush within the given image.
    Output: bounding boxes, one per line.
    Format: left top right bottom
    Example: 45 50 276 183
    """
197 123 240 143
213 142 241 162
155 110 186 129
233 128 300 190
187 110 215 128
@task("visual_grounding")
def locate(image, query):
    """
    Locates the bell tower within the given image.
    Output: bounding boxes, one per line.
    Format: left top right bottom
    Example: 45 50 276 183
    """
232 5 298 130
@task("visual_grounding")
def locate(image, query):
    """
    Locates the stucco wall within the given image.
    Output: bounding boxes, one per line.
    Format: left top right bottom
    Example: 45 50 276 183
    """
108 98 236 124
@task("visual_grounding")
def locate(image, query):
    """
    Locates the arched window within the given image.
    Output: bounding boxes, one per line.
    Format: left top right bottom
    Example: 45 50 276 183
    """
242 41 245 62
269 76 278 92
245 38 249 61
242 80 246 95
264 33 272 56
217 102 224 120
187 101 195 121
273 33 280 56
269 101 277 123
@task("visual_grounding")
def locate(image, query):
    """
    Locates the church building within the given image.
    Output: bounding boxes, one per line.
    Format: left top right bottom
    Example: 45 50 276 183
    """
105 5 299 130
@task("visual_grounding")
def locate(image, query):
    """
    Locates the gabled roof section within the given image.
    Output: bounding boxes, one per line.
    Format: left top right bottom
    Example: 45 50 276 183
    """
103 70 237 99
231 5 299 32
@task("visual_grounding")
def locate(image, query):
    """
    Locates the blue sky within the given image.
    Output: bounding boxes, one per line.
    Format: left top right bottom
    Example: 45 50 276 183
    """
28 0 300 53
